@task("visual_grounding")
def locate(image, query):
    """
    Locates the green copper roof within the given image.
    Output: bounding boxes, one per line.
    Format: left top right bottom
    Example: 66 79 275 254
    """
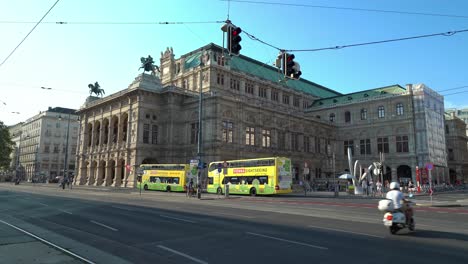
182 43 341 98
184 52 202 69
310 84 407 108
230 56 340 98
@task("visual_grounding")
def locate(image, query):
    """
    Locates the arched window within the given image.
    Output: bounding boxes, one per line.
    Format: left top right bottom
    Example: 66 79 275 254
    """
396 103 404 116
360 109 367 120
345 111 351 123
329 113 335 122
378 106 385 118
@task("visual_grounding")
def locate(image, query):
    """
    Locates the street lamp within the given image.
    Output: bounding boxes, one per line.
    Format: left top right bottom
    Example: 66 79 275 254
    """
59 113 71 186
15 133 29 183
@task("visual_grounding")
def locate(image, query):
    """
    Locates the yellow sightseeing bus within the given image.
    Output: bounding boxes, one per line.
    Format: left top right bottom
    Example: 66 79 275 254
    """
207 157 292 196
137 164 197 192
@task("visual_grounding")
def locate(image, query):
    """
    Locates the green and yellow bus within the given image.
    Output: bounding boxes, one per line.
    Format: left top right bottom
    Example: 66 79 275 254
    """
137 164 197 192
207 157 292 196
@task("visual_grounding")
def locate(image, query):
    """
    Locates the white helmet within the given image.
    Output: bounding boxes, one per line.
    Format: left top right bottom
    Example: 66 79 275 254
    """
390 182 400 190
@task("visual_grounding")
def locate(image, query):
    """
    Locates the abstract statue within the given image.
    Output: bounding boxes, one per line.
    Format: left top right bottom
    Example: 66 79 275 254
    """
88 82 105 97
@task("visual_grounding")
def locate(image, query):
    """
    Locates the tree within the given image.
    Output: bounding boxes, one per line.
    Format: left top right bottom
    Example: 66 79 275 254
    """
0 121 14 170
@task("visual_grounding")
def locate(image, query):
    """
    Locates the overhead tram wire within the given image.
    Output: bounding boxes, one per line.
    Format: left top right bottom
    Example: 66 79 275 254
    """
437 85 468 93
222 0 468 19
0 20 225 25
0 0 61 68
287 29 468 52
441 90 468 97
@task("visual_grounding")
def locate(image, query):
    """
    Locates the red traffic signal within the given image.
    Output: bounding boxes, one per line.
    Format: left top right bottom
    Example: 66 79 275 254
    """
282 53 302 80
228 26 242 55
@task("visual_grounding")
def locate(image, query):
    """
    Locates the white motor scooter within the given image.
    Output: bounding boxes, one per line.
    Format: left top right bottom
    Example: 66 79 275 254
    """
378 199 415 234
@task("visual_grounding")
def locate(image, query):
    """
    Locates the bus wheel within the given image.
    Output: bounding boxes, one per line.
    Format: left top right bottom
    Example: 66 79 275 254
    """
217 187 223 195
144 184 148 191
249 188 257 196
166 186 171 192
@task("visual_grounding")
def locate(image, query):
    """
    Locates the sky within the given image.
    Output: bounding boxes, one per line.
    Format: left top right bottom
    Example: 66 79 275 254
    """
1 0 468 126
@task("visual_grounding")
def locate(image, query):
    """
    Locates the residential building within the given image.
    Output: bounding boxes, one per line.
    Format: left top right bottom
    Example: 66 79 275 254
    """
8 107 79 182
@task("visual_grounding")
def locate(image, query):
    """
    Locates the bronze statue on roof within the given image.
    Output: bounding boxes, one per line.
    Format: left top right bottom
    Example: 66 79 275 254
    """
139 55 160 76
88 82 105 97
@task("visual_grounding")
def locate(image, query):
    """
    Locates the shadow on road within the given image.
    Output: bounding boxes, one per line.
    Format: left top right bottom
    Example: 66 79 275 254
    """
400 229 468 242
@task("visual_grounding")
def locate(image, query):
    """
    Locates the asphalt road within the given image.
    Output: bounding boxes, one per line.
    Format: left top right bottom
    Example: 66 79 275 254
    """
1 184 467 264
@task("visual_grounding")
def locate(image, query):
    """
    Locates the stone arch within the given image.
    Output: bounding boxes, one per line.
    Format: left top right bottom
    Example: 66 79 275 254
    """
111 116 119 144
397 165 411 181
89 160 97 185
107 159 116 186
87 123 93 147
117 159 126 187
80 161 90 185
397 165 412 185
449 169 456 184
382 166 392 184
121 113 129 143
102 118 110 145
94 120 101 146
96 160 106 186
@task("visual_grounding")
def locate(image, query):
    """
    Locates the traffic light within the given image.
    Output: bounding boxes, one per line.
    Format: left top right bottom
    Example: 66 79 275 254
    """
282 53 302 80
228 26 242 55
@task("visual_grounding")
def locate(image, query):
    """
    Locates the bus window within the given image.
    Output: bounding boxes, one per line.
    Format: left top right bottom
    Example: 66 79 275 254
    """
173 178 179 184
230 177 239 184
259 176 268 185
208 177 213 184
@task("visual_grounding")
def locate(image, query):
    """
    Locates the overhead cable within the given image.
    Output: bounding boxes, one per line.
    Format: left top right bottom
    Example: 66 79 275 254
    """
0 0 61 68
223 0 468 19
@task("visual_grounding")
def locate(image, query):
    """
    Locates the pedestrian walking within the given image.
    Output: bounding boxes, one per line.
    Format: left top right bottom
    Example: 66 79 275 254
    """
362 179 368 196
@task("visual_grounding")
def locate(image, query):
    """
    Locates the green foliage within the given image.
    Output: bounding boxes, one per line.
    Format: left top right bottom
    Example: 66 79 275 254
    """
0 121 14 169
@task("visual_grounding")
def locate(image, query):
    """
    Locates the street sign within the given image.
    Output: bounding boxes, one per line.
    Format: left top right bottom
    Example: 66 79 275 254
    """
217 163 222 173
426 162 434 171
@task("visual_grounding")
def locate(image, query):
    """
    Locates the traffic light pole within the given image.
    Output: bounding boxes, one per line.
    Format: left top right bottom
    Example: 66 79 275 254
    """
196 56 204 199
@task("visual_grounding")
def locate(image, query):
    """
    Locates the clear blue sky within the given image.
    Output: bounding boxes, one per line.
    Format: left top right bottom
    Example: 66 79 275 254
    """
1 0 468 126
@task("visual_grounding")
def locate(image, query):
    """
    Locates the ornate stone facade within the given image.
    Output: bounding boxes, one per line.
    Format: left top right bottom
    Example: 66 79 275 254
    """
74 43 466 188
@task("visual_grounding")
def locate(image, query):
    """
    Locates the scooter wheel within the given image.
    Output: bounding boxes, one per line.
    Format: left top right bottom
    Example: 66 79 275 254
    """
390 225 399 235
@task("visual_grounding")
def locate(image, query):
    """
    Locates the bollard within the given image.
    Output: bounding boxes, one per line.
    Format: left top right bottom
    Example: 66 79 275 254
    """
225 184 230 198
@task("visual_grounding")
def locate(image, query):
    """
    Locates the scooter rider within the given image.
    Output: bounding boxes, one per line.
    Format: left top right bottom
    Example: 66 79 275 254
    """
386 181 412 224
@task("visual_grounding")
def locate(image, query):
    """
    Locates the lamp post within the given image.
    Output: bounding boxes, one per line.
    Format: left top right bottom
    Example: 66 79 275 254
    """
15 133 28 183
196 53 205 200
59 113 71 188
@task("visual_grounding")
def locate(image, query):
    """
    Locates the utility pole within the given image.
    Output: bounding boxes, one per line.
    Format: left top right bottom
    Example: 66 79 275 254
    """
196 50 206 199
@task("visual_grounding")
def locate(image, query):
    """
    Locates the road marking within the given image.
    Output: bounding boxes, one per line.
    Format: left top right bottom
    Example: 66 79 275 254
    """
111 205 135 211
436 211 448 214
159 214 197 223
211 212 255 218
90 220 118 231
0 219 95 264
59 209 73 215
308 225 384 239
157 245 208 264
246 232 328 250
